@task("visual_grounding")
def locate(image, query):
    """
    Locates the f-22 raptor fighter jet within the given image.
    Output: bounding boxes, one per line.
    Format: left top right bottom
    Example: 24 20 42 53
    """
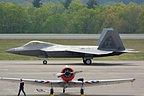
6 28 135 65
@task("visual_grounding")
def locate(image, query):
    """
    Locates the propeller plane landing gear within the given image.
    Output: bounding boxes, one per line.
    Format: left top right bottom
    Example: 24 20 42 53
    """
80 88 85 96
50 83 54 96
49 88 54 96
78 78 85 96
63 87 66 93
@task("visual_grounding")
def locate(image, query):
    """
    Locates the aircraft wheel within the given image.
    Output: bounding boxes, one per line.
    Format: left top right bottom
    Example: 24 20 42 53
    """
43 60 47 65
63 88 65 93
83 59 92 65
80 88 84 95
50 88 54 94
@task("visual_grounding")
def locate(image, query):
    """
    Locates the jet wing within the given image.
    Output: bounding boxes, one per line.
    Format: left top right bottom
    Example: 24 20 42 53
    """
66 49 113 55
0 77 135 88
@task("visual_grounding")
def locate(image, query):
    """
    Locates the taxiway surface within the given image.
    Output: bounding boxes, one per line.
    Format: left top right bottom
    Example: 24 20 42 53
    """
0 60 143 96
0 34 144 39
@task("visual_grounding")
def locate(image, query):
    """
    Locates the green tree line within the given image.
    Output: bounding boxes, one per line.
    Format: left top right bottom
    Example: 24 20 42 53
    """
0 1 144 34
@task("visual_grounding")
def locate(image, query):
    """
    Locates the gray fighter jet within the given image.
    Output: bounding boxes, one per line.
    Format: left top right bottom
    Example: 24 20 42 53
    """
6 28 135 65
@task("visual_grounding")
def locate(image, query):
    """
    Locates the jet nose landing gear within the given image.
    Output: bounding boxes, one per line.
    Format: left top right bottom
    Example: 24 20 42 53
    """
43 60 47 65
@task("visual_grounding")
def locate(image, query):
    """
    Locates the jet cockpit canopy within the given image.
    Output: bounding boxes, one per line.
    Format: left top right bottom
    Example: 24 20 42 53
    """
23 40 55 47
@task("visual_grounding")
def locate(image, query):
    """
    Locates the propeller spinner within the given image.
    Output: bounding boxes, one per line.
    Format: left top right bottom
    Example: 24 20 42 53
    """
55 65 82 82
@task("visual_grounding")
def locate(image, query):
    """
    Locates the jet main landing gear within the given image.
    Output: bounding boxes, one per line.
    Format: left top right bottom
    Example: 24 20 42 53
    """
83 59 92 65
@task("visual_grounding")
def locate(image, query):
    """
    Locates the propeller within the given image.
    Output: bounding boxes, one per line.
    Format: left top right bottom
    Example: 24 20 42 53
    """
54 73 64 78
74 71 83 74
55 71 82 78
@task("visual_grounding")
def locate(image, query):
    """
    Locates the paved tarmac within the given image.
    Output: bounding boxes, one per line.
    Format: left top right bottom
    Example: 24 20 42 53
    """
0 60 144 96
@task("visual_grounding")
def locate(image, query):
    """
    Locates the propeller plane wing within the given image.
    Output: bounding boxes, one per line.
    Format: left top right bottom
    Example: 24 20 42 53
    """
0 65 135 96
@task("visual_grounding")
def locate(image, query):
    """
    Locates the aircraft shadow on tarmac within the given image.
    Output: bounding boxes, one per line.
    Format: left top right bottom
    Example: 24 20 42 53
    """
40 62 136 67
16 62 137 67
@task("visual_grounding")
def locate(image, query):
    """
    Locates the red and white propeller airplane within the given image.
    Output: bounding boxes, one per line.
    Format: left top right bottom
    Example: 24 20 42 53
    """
0 65 135 96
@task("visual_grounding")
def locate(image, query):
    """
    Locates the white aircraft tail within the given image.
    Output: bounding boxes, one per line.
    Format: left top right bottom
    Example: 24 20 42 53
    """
97 28 125 51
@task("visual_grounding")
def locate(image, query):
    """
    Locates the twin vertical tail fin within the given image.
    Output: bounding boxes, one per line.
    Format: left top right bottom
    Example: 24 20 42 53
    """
97 28 125 51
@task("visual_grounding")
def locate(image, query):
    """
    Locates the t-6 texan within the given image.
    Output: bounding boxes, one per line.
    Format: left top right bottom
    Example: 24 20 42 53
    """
6 28 135 65
0 65 135 96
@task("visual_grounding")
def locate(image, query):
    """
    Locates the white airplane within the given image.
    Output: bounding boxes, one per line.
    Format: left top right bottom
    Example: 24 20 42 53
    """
6 28 136 65
0 65 135 96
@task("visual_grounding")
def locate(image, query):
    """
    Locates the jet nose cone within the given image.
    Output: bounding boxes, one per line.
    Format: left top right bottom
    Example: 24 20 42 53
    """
6 48 15 53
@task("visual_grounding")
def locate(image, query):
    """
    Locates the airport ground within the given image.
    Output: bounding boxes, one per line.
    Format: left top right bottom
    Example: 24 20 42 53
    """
0 60 144 96
0 34 144 39
0 34 143 96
